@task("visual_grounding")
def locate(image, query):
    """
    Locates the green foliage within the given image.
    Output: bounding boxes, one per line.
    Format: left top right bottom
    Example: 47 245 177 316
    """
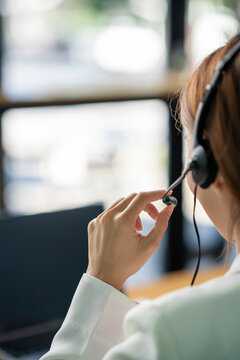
211 0 238 8
190 0 239 11
63 0 129 12
53 0 131 35
51 0 109 37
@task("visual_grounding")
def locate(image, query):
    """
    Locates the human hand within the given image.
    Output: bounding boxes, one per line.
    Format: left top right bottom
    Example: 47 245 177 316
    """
86 190 175 290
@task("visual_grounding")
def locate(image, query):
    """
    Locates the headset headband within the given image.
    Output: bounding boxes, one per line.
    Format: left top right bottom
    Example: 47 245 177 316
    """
193 40 240 150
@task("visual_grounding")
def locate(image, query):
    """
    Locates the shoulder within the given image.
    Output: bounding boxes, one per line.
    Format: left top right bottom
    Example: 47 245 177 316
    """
123 272 240 358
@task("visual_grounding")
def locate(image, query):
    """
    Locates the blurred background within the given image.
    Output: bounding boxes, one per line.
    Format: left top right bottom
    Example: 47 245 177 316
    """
0 0 239 287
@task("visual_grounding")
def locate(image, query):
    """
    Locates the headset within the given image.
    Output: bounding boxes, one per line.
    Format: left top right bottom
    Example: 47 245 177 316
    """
162 39 240 285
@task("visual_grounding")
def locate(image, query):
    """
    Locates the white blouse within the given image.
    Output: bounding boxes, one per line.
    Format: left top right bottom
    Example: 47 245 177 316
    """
41 254 240 360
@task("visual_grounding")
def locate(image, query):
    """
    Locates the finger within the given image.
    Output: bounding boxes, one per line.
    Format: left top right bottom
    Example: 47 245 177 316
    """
98 198 124 219
123 190 167 222
110 192 138 213
146 205 175 249
135 216 142 231
142 190 172 219
143 202 159 220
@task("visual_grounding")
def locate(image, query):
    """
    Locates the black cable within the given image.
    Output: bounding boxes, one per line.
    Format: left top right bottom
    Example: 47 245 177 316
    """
190 184 201 286
162 163 201 286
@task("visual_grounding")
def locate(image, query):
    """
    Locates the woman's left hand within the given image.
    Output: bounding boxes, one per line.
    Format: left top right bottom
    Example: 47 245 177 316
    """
86 190 174 290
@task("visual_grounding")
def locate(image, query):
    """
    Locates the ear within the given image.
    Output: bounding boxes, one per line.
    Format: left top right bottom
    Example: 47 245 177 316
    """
213 171 225 190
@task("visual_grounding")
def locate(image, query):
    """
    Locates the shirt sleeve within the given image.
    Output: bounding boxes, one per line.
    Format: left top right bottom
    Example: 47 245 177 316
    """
40 273 137 360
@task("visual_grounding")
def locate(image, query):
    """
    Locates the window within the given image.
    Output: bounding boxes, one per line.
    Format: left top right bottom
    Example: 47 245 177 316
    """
2 100 169 215
2 1 209 279
2 0 168 101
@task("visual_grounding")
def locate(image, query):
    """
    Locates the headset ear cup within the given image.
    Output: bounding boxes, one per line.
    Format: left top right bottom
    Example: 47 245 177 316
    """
190 140 218 188
191 145 209 186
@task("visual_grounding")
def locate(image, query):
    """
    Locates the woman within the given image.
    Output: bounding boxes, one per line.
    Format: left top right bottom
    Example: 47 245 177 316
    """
41 34 240 359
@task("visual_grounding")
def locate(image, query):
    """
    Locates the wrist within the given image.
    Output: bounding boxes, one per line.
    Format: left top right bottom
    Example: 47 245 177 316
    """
86 268 124 290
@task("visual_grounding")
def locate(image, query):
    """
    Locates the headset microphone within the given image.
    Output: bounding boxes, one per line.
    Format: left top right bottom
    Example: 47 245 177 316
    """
162 39 240 286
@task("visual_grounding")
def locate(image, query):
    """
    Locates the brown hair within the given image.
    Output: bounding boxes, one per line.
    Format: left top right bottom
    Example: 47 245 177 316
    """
180 34 240 260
